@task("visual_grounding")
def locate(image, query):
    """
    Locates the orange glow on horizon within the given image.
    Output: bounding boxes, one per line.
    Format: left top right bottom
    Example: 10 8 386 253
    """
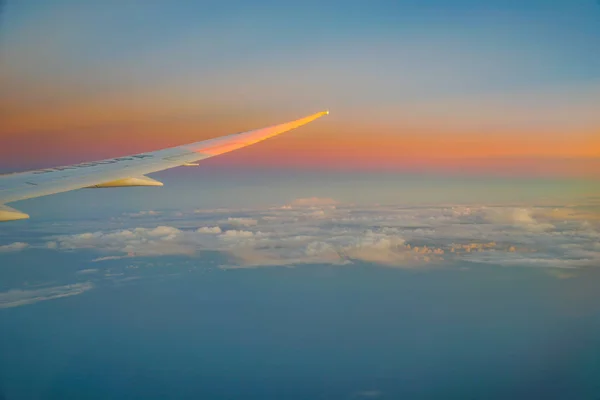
1 97 598 178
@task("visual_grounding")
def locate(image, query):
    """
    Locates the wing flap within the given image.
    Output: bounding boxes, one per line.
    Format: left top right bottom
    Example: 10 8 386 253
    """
86 176 164 188
0 205 29 222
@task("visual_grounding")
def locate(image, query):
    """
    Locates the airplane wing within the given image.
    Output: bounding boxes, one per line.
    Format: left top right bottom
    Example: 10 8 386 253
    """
0 110 328 221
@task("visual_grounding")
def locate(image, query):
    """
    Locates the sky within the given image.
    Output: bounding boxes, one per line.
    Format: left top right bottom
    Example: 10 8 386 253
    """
1 0 599 177
3 3 600 397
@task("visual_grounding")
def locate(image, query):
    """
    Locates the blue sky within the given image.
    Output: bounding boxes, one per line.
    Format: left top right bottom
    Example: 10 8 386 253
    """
5 0 599 90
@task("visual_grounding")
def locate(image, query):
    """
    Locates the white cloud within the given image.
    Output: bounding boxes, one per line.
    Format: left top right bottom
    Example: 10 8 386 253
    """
36 202 599 270
224 217 258 227
51 226 194 257
340 231 442 266
0 282 94 309
197 226 222 234
0 242 29 253
221 230 259 238
483 207 554 232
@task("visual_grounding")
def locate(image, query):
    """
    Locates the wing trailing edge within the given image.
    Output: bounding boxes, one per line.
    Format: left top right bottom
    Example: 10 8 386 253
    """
0 205 29 222
86 176 164 188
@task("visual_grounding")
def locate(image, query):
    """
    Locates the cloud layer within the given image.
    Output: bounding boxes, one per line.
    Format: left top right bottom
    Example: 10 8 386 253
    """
34 199 599 270
1 198 598 308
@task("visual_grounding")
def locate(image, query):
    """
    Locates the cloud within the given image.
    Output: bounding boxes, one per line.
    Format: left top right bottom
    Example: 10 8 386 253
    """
197 226 222 234
223 217 258 227
483 208 554 232
0 242 29 253
464 252 598 269
221 230 259 238
123 210 161 218
92 255 132 262
289 197 338 207
0 282 94 309
36 202 599 270
76 268 99 275
340 231 444 266
52 226 195 257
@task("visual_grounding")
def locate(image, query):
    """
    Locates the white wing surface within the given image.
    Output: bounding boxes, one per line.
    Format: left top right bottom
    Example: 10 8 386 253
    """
0 111 328 221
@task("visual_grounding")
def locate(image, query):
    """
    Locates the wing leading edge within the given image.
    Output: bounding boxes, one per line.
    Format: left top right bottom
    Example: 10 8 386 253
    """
0 110 328 221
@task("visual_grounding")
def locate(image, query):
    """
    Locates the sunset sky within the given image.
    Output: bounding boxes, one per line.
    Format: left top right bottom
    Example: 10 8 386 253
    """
1 0 599 176
4 4 600 397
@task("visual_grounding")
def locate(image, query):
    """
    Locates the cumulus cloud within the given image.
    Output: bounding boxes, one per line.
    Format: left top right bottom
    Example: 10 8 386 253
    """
221 229 259 238
483 208 554 232
339 231 443 266
0 242 29 253
0 282 94 309
34 201 599 271
197 226 222 234
223 217 258 227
